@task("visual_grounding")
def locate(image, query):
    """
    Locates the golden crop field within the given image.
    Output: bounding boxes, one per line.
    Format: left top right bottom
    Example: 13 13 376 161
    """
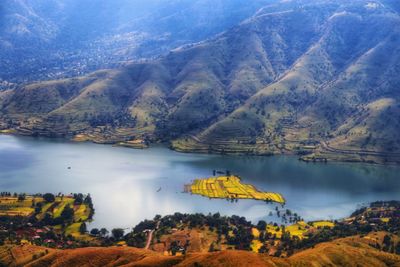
189 176 285 203
0 196 42 217
0 195 93 239
0 196 84 219
311 221 335 228
264 220 335 241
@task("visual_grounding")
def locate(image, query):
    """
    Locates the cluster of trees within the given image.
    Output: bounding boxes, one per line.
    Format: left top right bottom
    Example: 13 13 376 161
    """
0 192 16 197
89 227 109 237
0 192 30 201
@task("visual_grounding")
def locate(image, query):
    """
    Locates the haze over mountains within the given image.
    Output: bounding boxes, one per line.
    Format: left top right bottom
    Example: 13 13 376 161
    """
1 0 400 164
0 0 272 85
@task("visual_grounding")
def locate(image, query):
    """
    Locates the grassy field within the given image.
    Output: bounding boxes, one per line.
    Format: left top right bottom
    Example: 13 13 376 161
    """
189 176 285 203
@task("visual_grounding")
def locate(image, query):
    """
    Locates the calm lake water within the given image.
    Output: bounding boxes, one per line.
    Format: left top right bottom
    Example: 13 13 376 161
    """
1 134 399 230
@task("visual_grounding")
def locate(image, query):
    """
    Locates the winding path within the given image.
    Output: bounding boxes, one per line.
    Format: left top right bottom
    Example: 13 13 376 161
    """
145 221 160 250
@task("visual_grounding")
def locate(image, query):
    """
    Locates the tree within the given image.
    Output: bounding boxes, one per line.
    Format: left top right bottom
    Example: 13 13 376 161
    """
43 193 55 203
74 193 84 205
90 228 100 236
209 242 215 252
61 205 74 222
100 228 109 237
18 194 26 201
257 220 267 231
84 194 92 205
112 228 124 240
43 213 53 225
79 222 87 234
383 235 391 251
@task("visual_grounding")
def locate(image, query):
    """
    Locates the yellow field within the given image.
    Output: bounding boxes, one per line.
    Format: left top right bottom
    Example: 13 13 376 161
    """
266 224 282 238
251 228 260 238
0 196 83 219
285 222 308 239
74 204 90 222
380 217 390 223
251 240 263 252
189 176 285 203
0 129 16 134
311 221 335 228
262 220 334 242
53 198 74 218
265 221 308 239
0 196 42 217
36 197 77 220
65 223 81 237
0 195 93 240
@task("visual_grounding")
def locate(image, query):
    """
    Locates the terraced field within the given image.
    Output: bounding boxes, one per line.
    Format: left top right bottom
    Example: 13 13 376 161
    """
0 195 93 239
0 196 43 217
188 176 285 203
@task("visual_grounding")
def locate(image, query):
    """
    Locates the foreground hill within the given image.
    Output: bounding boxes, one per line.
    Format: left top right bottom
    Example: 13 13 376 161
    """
2 234 399 266
1 0 400 164
1 200 399 266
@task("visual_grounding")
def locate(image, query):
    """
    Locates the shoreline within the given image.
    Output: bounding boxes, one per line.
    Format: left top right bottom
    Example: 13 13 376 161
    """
1 131 400 166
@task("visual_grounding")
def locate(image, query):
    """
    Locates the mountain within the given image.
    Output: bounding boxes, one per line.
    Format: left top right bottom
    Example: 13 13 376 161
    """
0 0 273 86
1 0 400 164
2 234 399 266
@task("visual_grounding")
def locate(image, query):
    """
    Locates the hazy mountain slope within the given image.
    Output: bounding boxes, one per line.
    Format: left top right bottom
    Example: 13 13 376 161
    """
307 29 400 153
174 1 400 163
189 1 399 147
1 1 331 137
1 0 400 163
0 0 274 86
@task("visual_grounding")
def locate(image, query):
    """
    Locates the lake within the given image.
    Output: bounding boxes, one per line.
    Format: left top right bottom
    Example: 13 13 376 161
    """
0 134 399 230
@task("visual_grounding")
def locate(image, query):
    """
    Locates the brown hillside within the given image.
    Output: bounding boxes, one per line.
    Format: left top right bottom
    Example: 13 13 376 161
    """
2 233 399 267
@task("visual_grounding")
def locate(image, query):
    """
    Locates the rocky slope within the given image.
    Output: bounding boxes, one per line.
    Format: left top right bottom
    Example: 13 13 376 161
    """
1 0 400 164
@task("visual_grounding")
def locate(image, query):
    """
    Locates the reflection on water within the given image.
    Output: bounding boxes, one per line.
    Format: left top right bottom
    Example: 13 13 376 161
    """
0 134 399 229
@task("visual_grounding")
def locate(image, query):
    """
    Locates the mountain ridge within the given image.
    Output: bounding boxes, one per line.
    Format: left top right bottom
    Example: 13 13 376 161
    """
1 0 400 164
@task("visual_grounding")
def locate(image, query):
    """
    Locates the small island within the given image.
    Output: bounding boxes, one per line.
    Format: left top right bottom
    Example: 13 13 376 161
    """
185 175 285 204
